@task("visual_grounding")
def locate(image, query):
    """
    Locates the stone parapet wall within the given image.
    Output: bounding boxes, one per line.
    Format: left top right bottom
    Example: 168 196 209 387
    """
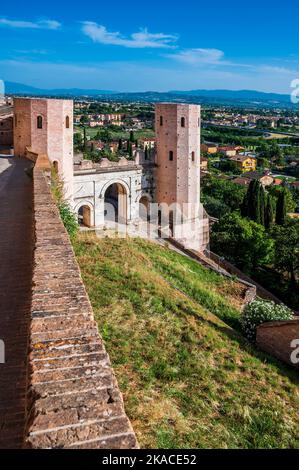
208 251 286 306
168 238 256 306
25 157 138 448
256 319 299 369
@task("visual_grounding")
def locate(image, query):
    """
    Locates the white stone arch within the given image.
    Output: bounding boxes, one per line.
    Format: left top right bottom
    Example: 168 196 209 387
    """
137 192 152 221
136 191 153 204
74 200 94 227
100 178 130 225
99 178 130 200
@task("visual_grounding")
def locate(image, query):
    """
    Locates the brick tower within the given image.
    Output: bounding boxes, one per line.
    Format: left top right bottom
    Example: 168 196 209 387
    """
13 98 73 200
155 103 209 251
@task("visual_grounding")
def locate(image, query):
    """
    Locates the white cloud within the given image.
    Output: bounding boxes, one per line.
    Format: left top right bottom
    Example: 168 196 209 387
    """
166 48 226 65
0 18 61 30
82 22 178 49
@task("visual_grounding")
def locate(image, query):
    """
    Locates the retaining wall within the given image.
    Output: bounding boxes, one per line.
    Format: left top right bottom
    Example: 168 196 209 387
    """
25 155 138 449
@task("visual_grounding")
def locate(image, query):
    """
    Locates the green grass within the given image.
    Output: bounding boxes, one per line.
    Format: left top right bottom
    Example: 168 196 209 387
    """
74 234 299 449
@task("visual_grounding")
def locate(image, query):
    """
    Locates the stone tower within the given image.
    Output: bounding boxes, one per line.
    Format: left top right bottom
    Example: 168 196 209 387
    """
155 103 209 251
13 98 73 200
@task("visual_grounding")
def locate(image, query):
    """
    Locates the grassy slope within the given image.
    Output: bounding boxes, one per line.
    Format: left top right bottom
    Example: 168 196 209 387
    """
74 234 299 449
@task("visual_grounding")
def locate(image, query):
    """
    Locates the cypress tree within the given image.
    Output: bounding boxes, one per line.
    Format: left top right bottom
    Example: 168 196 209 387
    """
129 130 135 142
118 138 122 151
248 180 261 223
144 145 149 161
129 142 133 158
276 190 287 225
83 126 87 151
241 179 266 226
241 189 249 217
259 184 266 226
264 195 274 229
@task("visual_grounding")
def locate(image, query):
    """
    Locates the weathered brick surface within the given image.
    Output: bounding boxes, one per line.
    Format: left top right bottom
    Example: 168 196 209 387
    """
256 318 299 369
0 157 34 449
24 160 138 448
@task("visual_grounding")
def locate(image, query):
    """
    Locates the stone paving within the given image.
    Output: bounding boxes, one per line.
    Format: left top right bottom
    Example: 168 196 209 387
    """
0 156 34 448
0 156 137 449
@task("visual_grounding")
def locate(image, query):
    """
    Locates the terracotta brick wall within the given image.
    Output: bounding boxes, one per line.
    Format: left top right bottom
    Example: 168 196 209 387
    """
13 98 73 201
25 158 138 448
256 319 299 369
0 116 13 146
155 103 201 207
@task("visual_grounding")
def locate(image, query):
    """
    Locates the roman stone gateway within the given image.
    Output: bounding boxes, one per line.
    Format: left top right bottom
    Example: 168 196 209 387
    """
13 99 209 252
73 156 154 228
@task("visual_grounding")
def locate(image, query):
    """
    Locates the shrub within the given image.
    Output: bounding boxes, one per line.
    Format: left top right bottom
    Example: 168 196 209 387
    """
51 166 78 239
241 299 293 341
58 201 78 239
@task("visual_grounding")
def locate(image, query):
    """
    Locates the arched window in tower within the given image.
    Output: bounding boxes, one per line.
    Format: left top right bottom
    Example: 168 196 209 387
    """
169 150 174 161
66 116 70 129
37 115 43 129
181 117 185 127
160 116 163 126
15 114 17 128
191 151 195 162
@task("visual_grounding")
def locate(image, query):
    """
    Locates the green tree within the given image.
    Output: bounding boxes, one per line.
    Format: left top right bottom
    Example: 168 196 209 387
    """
129 130 135 142
74 132 83 152
83 126 87 151
275 190 287 225
211 212 274 272
264 195 274 230
268 186 296 214
118 139 123 151
127 141 133 158
218 159 242 175
271 219 299 287
101 129 112 143
144 145 149 160
241 180 267 226
201 175 246 214
259 184 266 227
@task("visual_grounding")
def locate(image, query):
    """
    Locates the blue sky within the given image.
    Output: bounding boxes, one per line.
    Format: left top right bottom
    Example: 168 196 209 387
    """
0 0 299 93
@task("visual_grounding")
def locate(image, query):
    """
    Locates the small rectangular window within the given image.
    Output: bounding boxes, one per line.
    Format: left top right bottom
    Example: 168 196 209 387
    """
192 151 195 162
160 116 163 126
169 151 174 161
181 117 185 127
37 116 43 129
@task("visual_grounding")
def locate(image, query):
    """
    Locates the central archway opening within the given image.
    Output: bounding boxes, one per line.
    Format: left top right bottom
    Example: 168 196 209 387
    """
78 205 92 227
104 183 127 224
139 195 151 221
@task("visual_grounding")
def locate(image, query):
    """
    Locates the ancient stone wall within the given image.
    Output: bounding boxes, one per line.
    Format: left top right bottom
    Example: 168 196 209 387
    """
25 155 138 449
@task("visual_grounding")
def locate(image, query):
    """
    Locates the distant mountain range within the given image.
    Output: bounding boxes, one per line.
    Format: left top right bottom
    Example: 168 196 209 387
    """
5 81 115 96
4 81 297 108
